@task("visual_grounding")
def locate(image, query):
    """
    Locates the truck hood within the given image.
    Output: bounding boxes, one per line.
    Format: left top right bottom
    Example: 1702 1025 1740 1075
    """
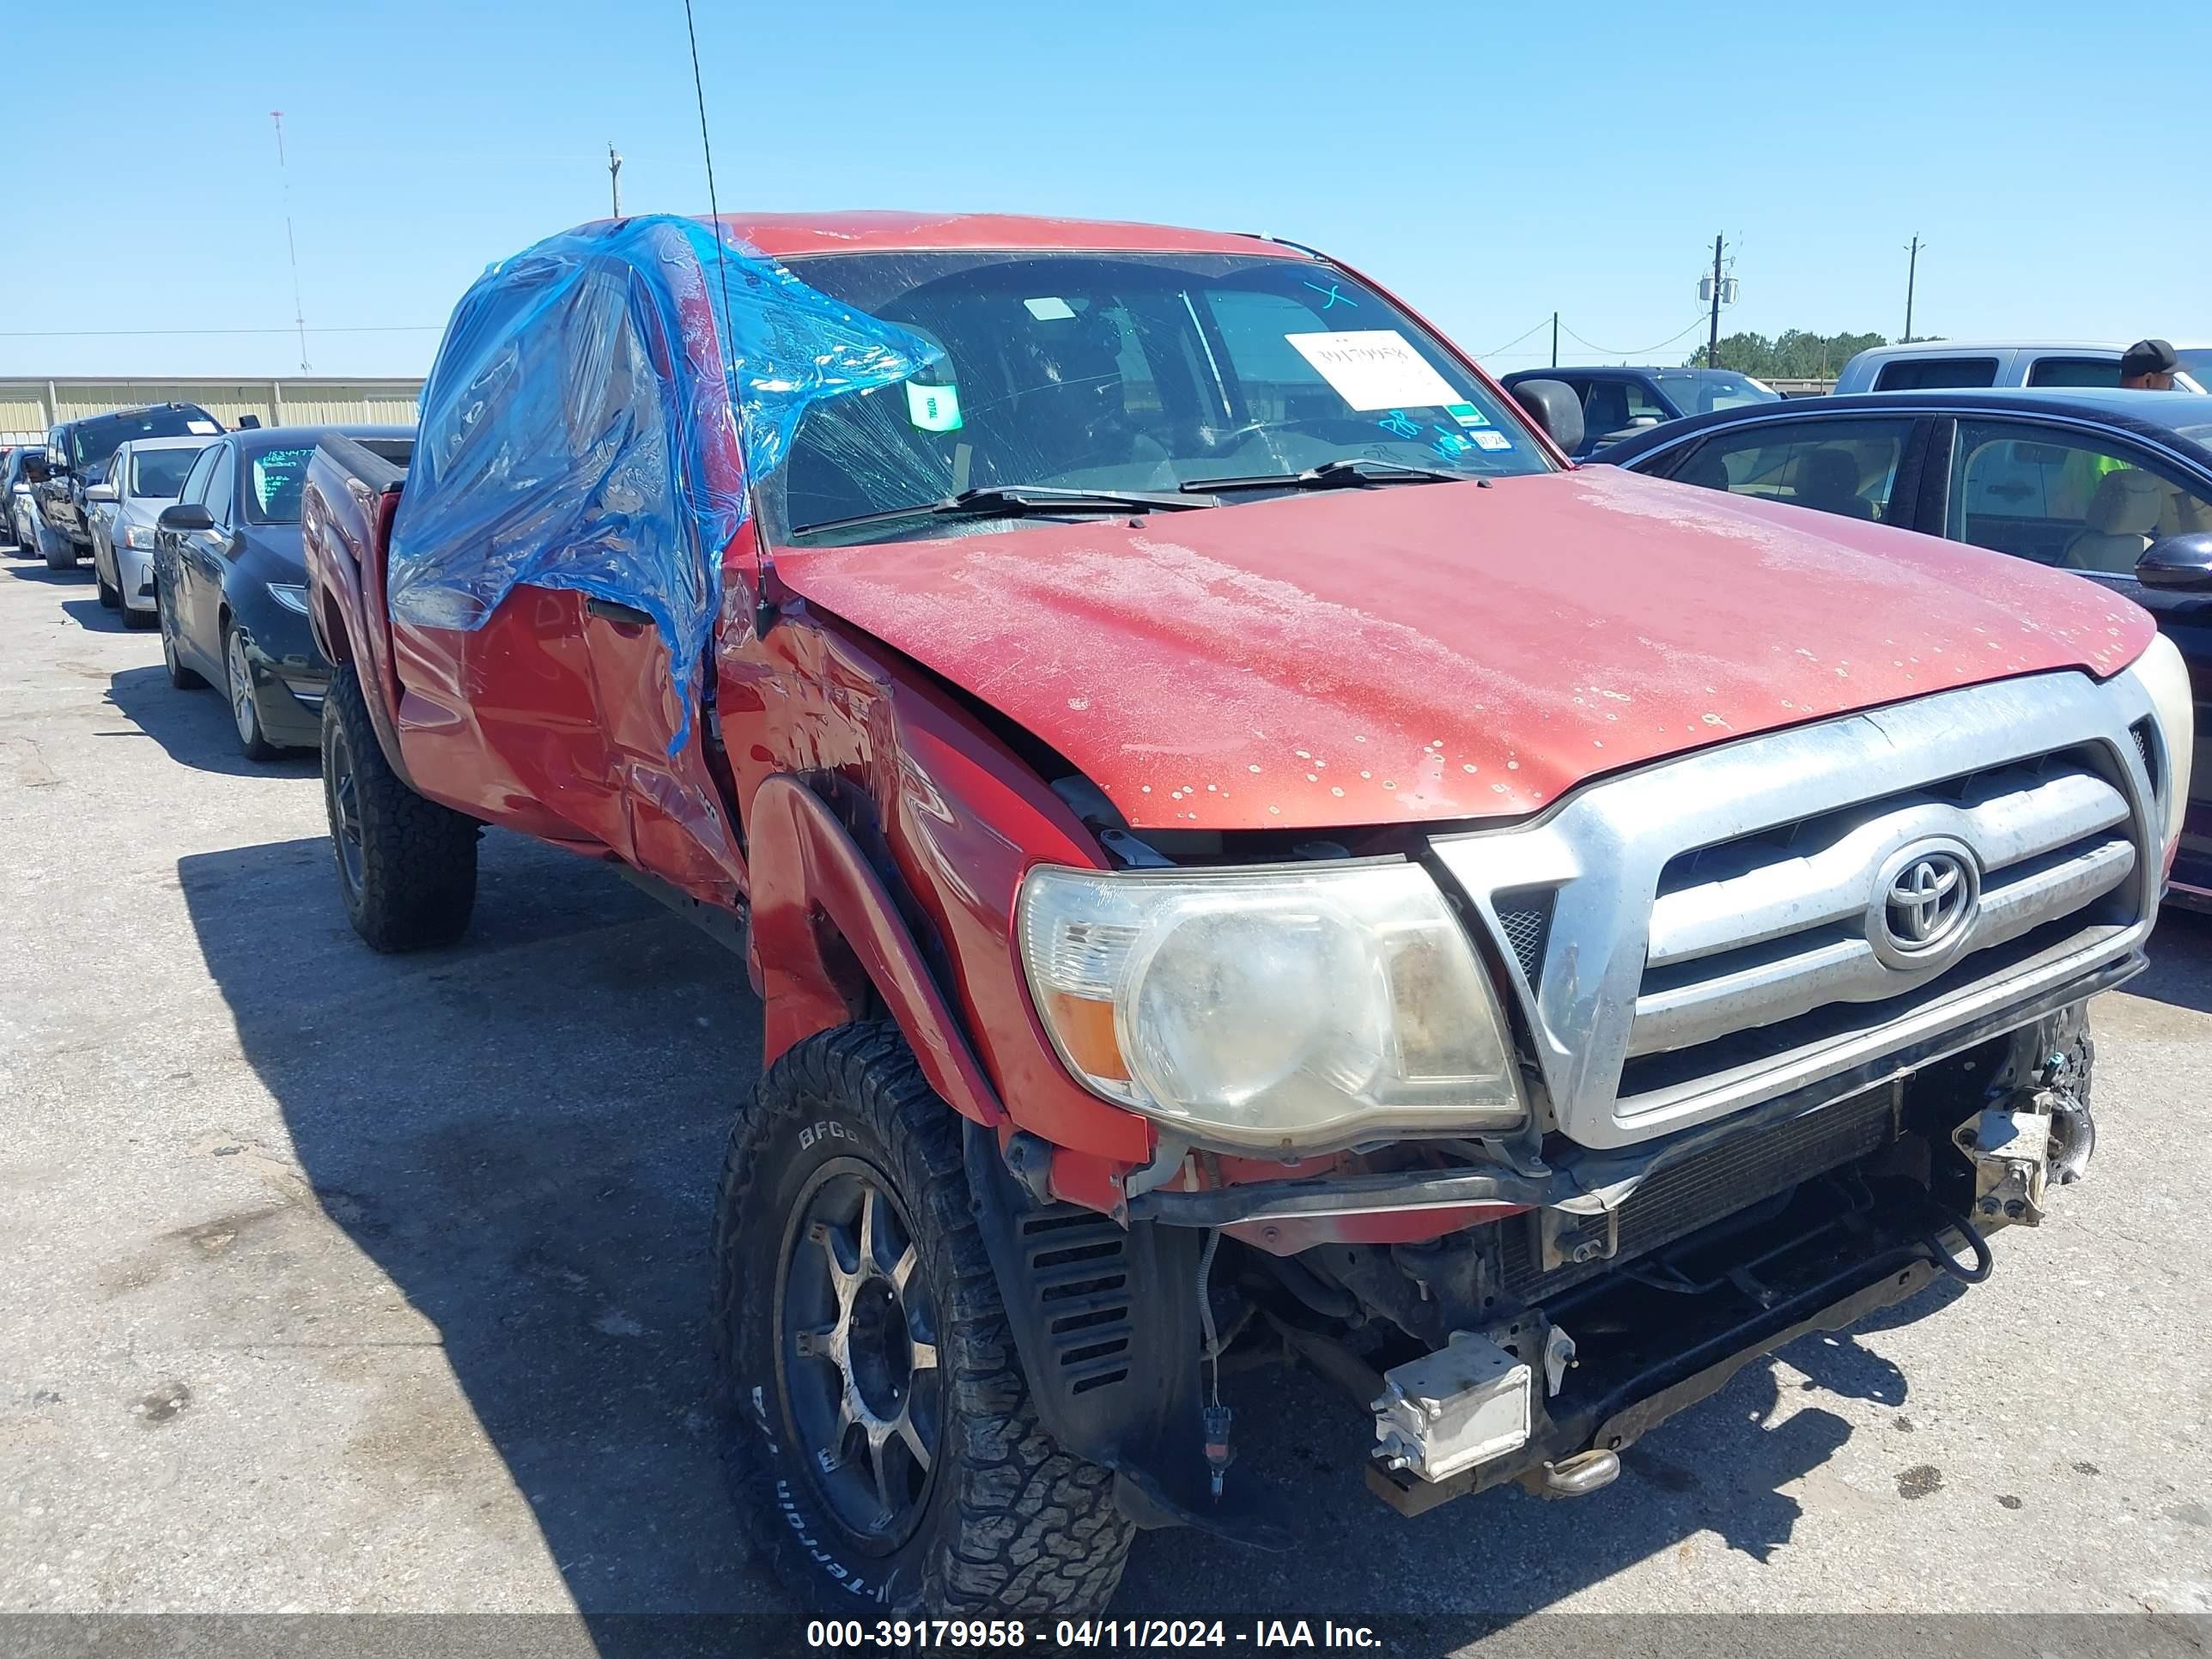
772 467 2155 832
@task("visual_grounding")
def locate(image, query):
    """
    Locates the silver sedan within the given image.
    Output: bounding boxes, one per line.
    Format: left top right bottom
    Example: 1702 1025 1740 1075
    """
86 436 212 627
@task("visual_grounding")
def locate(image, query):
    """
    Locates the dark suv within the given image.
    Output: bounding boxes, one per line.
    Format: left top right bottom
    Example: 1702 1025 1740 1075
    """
33 402 223 568
1500 366 1780 459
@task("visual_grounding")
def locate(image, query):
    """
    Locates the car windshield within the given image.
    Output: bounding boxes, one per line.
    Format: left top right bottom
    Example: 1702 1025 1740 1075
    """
1650 371 1781 416
770 250 1549 544
129 446 204 499
71 407 221 473
246 445 316 523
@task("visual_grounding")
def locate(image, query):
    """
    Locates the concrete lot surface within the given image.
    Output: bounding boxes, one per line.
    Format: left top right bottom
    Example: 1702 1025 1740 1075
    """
3 547 2210 1638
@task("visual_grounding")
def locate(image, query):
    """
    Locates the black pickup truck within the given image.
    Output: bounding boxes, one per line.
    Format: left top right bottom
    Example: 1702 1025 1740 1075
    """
32 402 223 569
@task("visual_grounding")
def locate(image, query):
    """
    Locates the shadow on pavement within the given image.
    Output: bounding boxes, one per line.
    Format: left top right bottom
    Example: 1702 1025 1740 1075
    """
106 664 319 780
179 832 774 1622
0 560 90 586
2132 905 2212 1014
178 831 1957 1632
60 596 126 633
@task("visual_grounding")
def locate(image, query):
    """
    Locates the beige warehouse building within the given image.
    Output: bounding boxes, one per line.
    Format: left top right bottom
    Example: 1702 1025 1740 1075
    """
1 377 422 445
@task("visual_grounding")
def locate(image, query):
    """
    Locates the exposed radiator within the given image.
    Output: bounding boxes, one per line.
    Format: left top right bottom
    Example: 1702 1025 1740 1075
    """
1502 1085 1898 1302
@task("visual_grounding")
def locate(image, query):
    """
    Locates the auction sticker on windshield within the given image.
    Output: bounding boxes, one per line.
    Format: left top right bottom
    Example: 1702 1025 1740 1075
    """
1287 330 1461 411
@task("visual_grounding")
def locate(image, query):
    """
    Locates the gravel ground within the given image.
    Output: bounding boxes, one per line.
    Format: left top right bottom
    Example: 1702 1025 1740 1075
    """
3 544 2209 1644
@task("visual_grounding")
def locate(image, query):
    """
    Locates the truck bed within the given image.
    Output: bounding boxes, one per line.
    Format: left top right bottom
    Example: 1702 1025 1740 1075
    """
301 433 416 781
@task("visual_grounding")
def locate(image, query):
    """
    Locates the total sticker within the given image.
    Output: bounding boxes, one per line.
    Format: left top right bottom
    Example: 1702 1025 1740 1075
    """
1285 330 1462 412
905 381 963 433
1471 429 1513 451
1444 402 1490 428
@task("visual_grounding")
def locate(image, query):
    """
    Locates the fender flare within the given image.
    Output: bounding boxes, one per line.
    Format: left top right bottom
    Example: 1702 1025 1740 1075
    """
747 773 1004 1127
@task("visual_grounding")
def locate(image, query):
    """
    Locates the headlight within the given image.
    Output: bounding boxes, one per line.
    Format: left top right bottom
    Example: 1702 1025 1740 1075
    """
122 523 157 550
1018 861 1522 1153
266 582 311 615
2125 630 2196 869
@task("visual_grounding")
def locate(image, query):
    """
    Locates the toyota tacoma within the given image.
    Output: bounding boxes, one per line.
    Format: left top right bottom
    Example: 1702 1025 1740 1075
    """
298 211 2195 1616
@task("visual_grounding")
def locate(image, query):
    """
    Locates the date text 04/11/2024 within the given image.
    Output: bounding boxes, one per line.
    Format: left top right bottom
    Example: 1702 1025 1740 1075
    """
804 1619 1385 1650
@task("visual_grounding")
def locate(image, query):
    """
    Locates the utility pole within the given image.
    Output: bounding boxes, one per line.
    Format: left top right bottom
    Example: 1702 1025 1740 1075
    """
608 144 624 218
1904 234 1922 343
1551 310 1559 368
1706 234 1724 370
270 112 309 374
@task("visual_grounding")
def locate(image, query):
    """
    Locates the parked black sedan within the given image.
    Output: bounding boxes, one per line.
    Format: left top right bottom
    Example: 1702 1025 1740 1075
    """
1596 386 2212 908
154 425 414 761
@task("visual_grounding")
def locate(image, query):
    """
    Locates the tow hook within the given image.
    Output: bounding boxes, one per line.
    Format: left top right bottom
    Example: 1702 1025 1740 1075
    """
1951 1054 2096 1227
1527 1448 1620 1499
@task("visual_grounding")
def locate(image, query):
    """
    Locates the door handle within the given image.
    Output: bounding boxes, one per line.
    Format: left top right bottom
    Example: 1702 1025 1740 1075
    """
586 598 655 630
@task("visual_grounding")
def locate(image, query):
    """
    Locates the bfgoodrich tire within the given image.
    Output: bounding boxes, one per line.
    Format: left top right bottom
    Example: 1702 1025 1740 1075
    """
321 664 477 951
714 1023 1133 1617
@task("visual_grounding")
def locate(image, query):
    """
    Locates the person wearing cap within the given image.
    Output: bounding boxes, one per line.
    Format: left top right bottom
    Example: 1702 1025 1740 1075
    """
2120 338 2180 391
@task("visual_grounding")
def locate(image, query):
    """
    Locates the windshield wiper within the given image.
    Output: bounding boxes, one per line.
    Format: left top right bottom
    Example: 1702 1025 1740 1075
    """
795 484 1218 538
1182 457 1468 494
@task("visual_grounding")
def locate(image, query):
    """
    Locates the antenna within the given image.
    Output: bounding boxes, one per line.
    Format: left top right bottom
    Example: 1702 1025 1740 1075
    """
608 143 623 218
679 0 772 638
270 112 310 374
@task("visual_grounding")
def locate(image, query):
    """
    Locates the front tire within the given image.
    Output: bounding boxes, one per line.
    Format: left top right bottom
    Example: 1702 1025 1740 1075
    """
321 664 477 951
95 555 118 608
714 1023 1133 1617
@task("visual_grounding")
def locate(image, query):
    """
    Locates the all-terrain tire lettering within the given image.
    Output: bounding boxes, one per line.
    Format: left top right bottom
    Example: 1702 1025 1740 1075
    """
713 1022 1134 1616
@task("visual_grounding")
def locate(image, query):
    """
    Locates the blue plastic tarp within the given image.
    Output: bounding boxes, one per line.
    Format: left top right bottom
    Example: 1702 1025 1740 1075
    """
386 215 937 750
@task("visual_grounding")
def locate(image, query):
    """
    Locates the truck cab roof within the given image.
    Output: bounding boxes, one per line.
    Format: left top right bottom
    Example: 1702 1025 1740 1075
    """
690 210 1312 263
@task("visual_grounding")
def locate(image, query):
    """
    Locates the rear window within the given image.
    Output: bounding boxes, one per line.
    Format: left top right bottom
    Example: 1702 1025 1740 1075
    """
1649 371 1781 416
2026 356 2121 389
1874 357 2000 392
247 446 315 523
70 407 222 473
129 447 204 499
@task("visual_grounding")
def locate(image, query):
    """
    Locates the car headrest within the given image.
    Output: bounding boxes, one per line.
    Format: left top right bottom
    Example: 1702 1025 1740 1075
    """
2085 469 2164 537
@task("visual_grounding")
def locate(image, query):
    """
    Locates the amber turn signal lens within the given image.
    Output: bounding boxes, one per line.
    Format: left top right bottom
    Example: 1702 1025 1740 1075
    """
1043 990 1128 1081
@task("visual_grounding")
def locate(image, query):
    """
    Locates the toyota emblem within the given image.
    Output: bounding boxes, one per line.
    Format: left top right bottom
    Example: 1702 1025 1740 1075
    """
1869 841 1979 969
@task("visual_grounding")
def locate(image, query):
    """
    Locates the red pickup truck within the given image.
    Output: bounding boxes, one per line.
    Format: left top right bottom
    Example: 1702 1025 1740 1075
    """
301 211 2194 1616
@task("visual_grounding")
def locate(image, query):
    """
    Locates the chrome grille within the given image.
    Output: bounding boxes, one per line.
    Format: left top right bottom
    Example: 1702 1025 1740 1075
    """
1630 750 2134 1059
1431 671 2160 1151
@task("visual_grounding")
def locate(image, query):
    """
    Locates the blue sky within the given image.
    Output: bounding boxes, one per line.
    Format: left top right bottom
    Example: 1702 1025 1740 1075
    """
7 0 2205 380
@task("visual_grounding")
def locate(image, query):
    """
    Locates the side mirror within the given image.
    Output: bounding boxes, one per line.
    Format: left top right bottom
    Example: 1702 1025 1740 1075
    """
84 483 118 504
158 502 215 532
2137 531 2212 592
1510 380 1586 456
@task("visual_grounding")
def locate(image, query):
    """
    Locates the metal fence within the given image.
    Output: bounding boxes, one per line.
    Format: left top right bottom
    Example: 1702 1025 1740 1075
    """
1 377 422 445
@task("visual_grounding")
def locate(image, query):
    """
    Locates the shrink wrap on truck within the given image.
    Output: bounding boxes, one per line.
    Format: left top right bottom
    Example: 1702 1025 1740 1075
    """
386 215 935 749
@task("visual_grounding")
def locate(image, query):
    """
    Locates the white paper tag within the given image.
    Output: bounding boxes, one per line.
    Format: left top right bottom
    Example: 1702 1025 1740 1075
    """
186 420 220 434
1286 331 1462 412
1024 296 1075 320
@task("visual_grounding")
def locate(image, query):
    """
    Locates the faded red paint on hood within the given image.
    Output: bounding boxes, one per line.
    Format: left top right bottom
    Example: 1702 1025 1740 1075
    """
772 467 2155 832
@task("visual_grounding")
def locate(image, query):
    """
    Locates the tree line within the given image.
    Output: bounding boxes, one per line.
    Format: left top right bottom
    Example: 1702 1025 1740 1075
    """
1684 329 1906 378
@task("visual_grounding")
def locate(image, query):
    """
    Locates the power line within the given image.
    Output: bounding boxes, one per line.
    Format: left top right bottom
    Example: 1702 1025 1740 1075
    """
1557 314 1713 360
0 325 441 339
1477 315 1554 358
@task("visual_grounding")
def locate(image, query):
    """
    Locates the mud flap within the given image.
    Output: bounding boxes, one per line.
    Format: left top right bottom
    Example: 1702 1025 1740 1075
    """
962 1123 1291 1548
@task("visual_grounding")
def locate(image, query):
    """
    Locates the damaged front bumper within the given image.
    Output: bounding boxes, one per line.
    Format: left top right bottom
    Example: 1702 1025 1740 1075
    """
1364 1036 2097 1515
